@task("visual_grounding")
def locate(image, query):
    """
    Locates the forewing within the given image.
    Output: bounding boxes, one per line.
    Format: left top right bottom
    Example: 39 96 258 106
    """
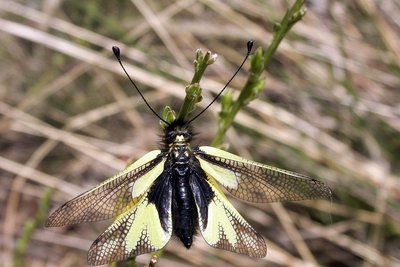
196 146 331 203
46 150 165 227
196 174 267 258
87 194 172 265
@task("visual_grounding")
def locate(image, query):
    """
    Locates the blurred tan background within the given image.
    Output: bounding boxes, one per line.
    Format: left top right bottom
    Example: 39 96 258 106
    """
1 0 399 266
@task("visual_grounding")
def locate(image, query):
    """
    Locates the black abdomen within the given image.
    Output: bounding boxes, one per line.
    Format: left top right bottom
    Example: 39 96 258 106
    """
149 139 213 250
172 173 197 248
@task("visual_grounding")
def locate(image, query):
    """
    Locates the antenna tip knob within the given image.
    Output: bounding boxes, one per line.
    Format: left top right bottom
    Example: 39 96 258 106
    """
112 46 121 59
246 40 254 54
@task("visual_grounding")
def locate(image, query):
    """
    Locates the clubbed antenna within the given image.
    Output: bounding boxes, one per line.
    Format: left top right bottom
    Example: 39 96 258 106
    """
112 46 170 126
187 41 254 124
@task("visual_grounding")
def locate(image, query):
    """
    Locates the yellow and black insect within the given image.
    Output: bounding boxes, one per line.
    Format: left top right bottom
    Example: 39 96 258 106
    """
46 42 331 265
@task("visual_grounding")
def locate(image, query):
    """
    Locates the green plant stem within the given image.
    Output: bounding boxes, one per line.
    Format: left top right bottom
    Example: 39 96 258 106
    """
211 97 241 146
177 83 202 122
190 52 212 85
177 50 216 121
263 0 306 66
211 0 306 147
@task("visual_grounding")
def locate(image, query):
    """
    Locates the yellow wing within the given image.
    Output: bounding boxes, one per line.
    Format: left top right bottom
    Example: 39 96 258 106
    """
87 194 172 265
197 174 267 257
196 146 331 203
46 150 165 227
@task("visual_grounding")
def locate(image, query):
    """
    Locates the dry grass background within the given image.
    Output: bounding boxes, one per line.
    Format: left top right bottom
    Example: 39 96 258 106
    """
1 0 400 266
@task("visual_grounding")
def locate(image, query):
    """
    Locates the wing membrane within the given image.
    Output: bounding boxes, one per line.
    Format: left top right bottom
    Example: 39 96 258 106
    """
87 194 172 265
196 146 331 203
196 174 267 257
46 150 165 226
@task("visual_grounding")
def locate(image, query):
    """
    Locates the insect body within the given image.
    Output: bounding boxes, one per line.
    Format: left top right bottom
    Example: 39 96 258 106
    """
46 43 331 265
149 120 213 250
46 118 330 265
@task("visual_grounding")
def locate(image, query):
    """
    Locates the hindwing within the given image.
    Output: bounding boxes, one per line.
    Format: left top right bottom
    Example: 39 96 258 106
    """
195 174 267 257
87 193 172 265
